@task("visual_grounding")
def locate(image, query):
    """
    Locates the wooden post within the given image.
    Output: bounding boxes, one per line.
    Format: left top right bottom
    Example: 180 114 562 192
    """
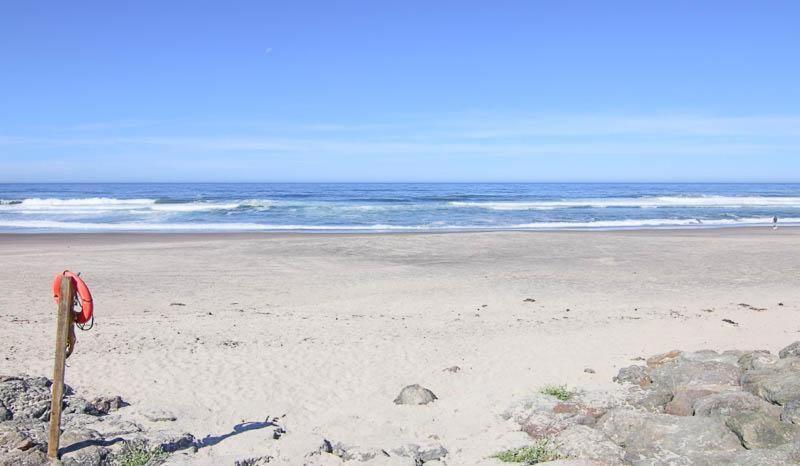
48 275 74 460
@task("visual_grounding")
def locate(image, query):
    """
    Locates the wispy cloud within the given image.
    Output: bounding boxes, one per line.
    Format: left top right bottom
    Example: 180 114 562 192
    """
3 113 800 158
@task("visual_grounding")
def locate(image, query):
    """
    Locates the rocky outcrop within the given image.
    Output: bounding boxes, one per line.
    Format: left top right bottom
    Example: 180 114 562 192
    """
505 342 800 465
0 375 197 466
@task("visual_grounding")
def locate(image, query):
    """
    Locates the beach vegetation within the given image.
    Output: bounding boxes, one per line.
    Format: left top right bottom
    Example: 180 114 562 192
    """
491 438 563 464
110 440 168 466
539 384 574 401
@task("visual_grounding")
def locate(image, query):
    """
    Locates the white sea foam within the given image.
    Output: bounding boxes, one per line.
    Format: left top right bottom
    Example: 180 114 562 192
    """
450 196 800 210
1 217 797 232
0 198 275 213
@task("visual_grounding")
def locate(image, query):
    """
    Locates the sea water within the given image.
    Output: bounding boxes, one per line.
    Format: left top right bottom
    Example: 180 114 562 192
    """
1 183 799 232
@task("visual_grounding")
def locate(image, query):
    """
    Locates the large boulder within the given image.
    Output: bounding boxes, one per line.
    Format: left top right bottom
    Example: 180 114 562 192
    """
739 351 778 371
503 394 611 440
598 409 744 464
741 357 800 405
554 425 625 464
693 391 782 419
726 441 800 465
664 389 716 416
649 358 741 392
725 412 800 449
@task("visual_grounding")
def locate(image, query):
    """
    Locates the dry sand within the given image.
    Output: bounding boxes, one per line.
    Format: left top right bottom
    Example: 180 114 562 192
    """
1 229 799 464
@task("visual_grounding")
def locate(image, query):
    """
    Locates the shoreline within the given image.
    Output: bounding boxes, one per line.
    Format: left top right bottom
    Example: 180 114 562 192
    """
0 223 798 240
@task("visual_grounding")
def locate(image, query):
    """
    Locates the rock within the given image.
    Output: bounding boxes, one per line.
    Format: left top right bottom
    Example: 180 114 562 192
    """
646 350 682 368
0 448 48 466
318 439 333 454
680 349 743 366
142 409 177 422
505 394 610 439
583 368 596 374
330 442 389 462
0 376 54 422
649 358 741 391
693 391 782 419
726 441 800 465
393 385 437 405
59 428 107 466
739 351 778 371
742 357 800 405
443 366 461 373
554 425 624 464
149 431 196 452
0 408 10 422
626 388 673 413
781 400 800 424
391 442 448 463
664 389 715 416
612 366 651 388
88 396 126 415
598 409 744 463
779 342 800 359
725 412 800 449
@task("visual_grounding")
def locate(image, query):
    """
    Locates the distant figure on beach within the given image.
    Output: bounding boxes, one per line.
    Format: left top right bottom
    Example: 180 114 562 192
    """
773 215 779 230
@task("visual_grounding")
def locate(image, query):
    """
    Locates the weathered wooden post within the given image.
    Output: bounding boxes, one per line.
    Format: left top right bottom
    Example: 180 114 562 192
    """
48 274 75 460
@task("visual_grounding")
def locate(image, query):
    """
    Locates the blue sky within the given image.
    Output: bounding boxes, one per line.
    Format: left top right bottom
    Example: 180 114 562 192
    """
1 1 799 182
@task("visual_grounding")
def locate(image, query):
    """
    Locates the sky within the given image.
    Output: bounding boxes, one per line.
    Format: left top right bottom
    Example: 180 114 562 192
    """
1 1 799 183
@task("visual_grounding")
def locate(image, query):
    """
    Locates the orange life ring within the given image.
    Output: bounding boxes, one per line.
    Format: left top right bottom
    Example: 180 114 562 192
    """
53 271 94 324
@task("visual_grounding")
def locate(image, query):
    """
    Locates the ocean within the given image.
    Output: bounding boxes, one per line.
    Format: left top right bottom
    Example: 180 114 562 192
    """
1 183 799 232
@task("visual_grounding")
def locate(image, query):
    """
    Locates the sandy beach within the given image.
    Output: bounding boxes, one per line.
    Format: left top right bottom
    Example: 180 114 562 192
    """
1 228 799 464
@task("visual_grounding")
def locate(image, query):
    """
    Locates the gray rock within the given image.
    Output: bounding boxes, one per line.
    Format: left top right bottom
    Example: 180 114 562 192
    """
598 409 744 464
0 376 54 422
88 396 126 415
725 412 800 449
742 357 800 405
726 441 800 465
626 388 673 413
779 341 800 359
59 428 107 466
646 350 683 368
649 358 741 391
554 425 624 464
693 391 782 419
443 366 461 373
612 366 651 387
148 431 196 453
505 394 608 439
780 400 800 424
0 408 10 422
664 389 715 416
142 409 177 422
330 442 389 462
391 442 447 462
680 349 743 367
739 351 778 371
393 385 437 405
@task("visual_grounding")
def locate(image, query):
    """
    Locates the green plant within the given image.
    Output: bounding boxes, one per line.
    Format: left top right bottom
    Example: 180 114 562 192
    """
539 384 574 401
111 440 168 466
492 438 563 464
